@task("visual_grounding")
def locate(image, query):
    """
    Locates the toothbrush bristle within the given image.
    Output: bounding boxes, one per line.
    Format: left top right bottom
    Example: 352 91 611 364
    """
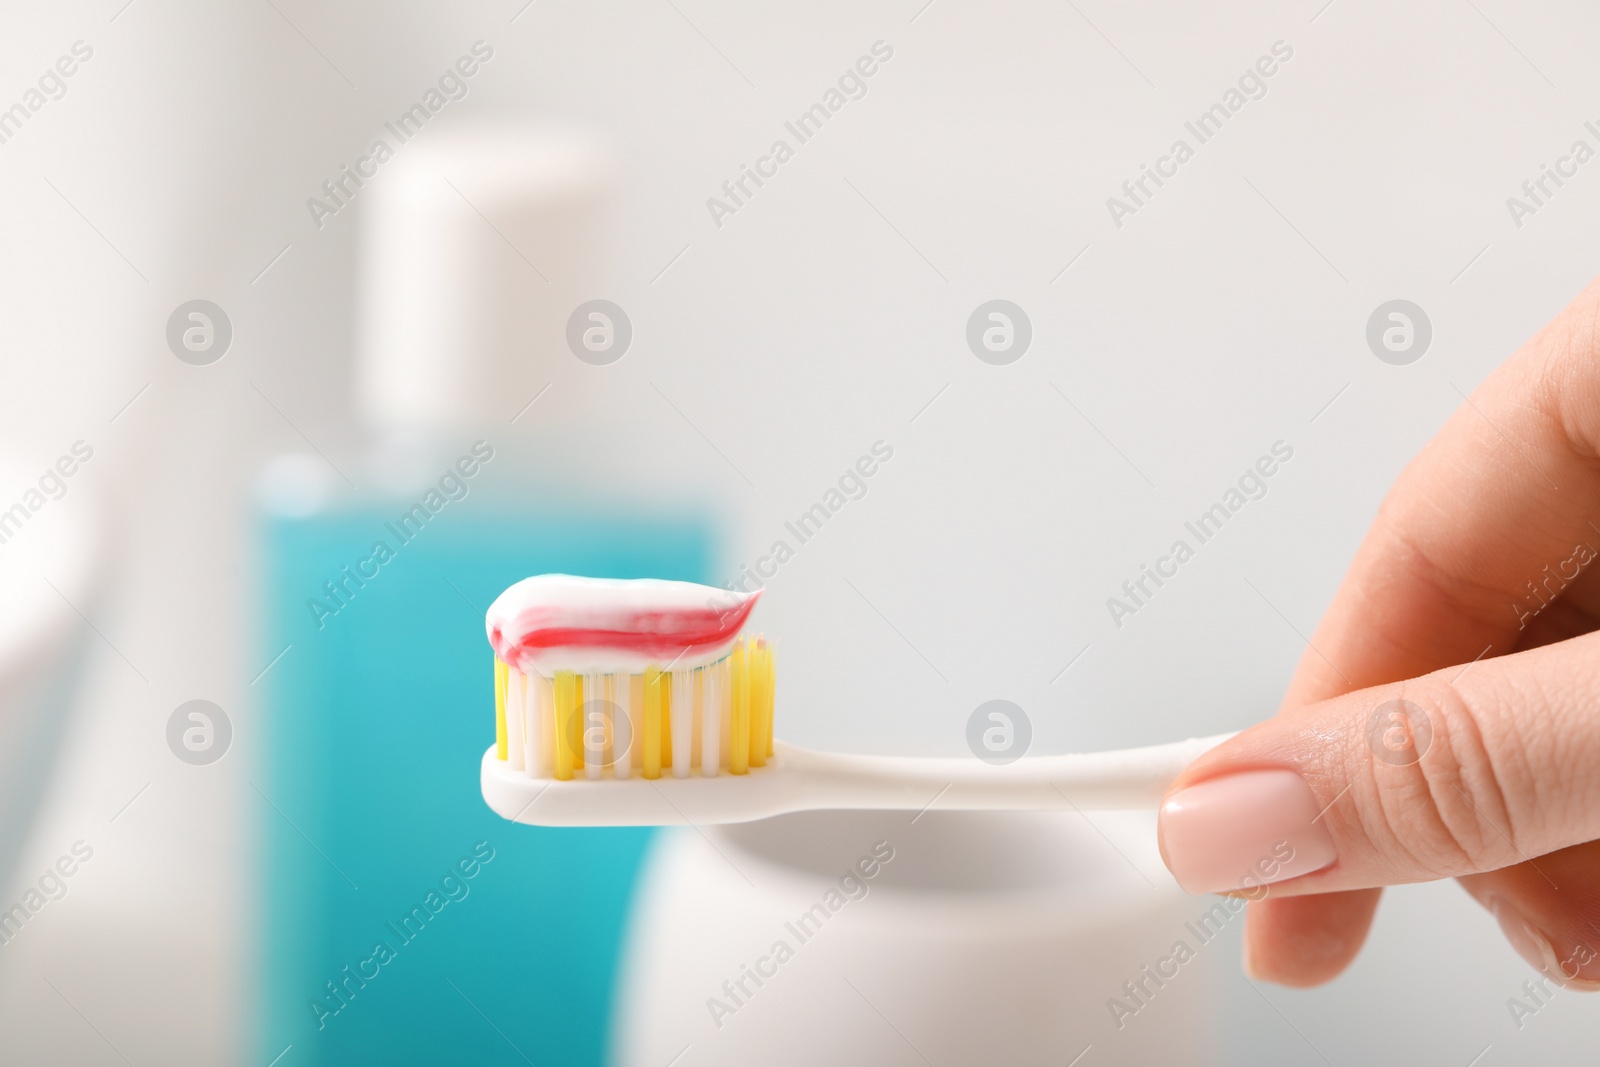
493 635 775 780
493 657 509 761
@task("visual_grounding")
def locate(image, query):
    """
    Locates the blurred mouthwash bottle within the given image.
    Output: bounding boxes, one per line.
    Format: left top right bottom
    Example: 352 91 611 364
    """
254 124 722 1066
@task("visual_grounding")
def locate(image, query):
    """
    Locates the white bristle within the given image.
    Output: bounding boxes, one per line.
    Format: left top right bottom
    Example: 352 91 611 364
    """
670 667 692 779
688 667 703 772
506 668 527 772
530 673 553 778
584 672 604 780
700 661 720 778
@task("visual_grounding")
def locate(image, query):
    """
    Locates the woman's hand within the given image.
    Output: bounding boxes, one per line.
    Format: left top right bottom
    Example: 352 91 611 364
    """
1157 276 1600 988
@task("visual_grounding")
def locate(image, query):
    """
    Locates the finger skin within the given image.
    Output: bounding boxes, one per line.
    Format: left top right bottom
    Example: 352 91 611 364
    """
1176 276 1600 985
1282 281 1600 708
1242 890 1382 988
1459 841 1600 988
1165 632 1600 896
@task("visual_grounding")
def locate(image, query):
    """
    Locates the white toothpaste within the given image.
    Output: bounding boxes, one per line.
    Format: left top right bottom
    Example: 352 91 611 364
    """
486 574 760 675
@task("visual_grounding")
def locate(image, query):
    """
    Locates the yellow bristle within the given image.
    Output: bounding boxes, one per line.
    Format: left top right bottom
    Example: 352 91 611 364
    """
730 640 750 775
768 643 780 758
494 657 508 761
749 638 773 767
660 669 674 771
553 671 578 781
642 666 662 779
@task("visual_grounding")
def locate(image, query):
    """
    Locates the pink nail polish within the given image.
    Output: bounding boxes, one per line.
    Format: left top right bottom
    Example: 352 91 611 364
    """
1158 769 1337 895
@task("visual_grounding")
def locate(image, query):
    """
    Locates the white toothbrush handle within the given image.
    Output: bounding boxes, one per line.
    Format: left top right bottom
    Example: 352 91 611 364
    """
481 733 1237 826
778 732 1237 812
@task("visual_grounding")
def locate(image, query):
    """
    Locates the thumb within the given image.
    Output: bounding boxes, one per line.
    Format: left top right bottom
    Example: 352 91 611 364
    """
1157 630 1600 896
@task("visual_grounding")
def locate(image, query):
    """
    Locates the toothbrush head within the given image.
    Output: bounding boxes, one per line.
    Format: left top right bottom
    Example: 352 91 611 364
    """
485 575 775 784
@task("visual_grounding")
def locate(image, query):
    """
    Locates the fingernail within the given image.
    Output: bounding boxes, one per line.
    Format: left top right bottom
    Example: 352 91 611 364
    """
1490 897 1600 991
1158 769 1337 895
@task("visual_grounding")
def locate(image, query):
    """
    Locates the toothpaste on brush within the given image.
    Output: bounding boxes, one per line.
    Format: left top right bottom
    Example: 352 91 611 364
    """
485 575 773 780
486 574 760 675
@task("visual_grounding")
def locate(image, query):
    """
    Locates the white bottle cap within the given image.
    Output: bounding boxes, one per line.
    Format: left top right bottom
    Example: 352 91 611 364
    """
354 123 616 430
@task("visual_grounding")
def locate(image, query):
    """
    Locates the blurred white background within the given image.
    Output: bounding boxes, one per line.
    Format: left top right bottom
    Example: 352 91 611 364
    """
2 0 1600 1062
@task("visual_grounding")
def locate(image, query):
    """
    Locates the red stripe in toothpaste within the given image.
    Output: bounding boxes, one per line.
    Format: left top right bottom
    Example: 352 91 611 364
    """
487 579 760 671
492 604 755 663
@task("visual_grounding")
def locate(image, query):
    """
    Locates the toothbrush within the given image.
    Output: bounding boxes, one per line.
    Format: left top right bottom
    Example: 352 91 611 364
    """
481 575 1232 827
